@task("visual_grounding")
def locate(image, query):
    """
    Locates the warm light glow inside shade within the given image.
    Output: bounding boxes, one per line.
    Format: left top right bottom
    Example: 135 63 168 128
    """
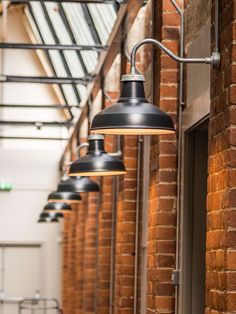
71 170 127 177
69 135 126 177
48 199 80 204
90 128 175 135
91 74 175 136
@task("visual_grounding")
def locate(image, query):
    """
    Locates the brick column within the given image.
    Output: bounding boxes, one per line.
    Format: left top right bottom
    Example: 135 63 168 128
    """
96 91 119 313
62 208 79 314
82 191 98 313
206 0 236 313
147 0 178 313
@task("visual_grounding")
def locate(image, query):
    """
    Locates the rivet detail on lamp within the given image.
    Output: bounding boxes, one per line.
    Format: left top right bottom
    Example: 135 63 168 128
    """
44 202 72 213
68 134 126 177
48 191 82 204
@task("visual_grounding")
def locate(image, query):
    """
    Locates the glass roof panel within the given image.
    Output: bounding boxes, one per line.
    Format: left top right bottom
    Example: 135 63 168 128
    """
25 1 117 108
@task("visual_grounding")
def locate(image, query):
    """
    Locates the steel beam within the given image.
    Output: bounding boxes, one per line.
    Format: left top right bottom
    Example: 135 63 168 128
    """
0 43 107 51
0 75 92 85
0 136 70 140
0 120 73 127
0 104 79 109
0 104 78 109
7 0 120 3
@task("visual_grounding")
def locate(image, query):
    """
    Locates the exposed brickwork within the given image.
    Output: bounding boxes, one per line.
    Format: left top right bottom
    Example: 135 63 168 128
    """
61 0 236 313
206 0 236 313
147 0 178 313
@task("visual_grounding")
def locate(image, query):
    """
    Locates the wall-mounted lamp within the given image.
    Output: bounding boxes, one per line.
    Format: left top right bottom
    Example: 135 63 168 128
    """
44 202 72 213
90 37 220 135
38 211 63 223
47 191 82 204
57 176 99 193
68 134 126 177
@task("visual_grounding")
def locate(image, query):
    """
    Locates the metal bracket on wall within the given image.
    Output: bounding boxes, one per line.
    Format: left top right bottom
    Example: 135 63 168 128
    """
129 0 220 73
172 270 180 286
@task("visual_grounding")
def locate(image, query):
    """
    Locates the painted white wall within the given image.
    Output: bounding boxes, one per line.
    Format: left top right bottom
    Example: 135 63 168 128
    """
0 6 67 303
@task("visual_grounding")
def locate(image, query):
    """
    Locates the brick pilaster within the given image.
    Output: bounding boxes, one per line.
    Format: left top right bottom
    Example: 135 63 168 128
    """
206 0 236 313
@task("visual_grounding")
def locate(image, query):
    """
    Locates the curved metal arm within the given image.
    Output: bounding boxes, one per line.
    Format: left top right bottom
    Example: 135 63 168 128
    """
77 142 89 156
130 38 220 73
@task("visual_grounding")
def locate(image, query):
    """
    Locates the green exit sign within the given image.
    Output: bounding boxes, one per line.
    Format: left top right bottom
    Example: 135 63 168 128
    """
0 183 12 191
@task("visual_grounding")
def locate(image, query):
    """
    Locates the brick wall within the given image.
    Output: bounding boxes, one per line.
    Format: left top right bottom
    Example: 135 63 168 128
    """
147 0 178 313
61 0 236 313
206 0 236 312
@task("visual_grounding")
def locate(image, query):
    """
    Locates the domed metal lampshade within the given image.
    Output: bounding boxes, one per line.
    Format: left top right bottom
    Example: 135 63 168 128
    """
47 191 82 204
68 135 126 177
91 74 175 135
38 212 63 223
44 202 72 213
58 176 99 193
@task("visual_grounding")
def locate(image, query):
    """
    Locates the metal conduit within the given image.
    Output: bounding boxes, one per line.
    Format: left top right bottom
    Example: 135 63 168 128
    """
109 135 121 314
133 136 142 314
172 0 184 313
0 104 79 109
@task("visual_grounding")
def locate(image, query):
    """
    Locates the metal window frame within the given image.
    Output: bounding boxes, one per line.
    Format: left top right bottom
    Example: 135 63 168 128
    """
40 2 82 103
27 4 74 118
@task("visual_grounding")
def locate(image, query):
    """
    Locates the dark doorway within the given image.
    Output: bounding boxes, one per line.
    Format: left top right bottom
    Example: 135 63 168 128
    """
182 119 208 314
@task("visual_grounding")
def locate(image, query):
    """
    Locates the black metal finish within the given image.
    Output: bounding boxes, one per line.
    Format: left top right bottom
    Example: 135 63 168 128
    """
1 75 91 85
0 120 72 127
69 135 126 176
91 75 175 135
0 104 79 109
48 191 82 202
0 43 107 51
44 202 72 212
58 176 99 192
0 136 70 140
38 211 63 223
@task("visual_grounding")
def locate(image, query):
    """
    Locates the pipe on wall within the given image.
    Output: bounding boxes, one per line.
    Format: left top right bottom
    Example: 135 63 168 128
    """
109 135 121 314
140 135 150 313
133 135 142 314
168 1 184 313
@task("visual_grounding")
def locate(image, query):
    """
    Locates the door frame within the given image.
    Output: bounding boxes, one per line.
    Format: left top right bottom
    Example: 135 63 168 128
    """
0 241 46 299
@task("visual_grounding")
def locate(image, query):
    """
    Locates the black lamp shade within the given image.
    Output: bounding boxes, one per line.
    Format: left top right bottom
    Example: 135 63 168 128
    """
68 135 126 177
91 74 175 135
44 202 72 213
48 191 82 203
58 176 99 193
38 212 62 223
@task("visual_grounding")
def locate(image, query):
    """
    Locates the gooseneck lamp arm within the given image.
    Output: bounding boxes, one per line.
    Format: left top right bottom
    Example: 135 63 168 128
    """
130 38 221 74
